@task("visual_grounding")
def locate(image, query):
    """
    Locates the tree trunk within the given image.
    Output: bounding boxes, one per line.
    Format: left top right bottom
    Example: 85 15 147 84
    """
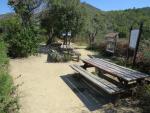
89 33 94 48
69 37 71 45
46 28 54 46
46 35 53 45
88 31 97 49
89 34 92 47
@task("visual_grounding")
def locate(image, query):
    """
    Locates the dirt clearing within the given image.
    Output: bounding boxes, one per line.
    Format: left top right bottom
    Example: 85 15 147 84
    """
10 48 105 113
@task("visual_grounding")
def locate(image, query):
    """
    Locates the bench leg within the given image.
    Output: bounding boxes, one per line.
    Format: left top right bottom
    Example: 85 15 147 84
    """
96 69 104 78
109 94 120 106
118 78 128 87
81 63 93 70
137 79 145 85
77 55 80 62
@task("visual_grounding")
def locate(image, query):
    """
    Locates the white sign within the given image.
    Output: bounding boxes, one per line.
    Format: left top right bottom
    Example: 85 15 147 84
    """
62 32 71 36
62 33 66 36
129 29 140 49
68 32 71 36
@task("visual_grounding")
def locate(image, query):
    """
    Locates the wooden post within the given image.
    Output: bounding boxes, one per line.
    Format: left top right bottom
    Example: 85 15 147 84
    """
133 22 143 66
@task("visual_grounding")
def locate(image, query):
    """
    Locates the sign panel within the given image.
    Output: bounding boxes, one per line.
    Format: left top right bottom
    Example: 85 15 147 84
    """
68 32 71 36
62 33 66 37
129 29 140 49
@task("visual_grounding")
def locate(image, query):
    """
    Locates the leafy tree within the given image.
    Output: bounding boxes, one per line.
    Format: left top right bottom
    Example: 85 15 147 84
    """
86 13 105 48
41 0 85 45
1 16 39 57
106 8 150 39
1 0 43 57
9 0 42 26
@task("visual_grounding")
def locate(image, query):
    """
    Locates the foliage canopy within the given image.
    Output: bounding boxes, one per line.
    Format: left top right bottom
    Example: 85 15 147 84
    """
41 0 85 44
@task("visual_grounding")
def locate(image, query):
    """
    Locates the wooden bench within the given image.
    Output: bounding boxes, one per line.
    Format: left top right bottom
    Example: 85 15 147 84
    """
70 64 125 95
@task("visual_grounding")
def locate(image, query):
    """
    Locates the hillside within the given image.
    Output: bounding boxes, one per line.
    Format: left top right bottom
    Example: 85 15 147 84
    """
0 13 14 20
0 3 150 40
82 4 150 39
106 7 150 39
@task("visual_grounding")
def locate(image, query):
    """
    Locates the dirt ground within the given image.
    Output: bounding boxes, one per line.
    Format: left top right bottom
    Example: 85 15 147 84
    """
10 47 103 113
10 46 140 113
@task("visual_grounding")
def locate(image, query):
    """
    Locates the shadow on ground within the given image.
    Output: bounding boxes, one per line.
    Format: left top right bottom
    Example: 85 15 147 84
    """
61 74 111 111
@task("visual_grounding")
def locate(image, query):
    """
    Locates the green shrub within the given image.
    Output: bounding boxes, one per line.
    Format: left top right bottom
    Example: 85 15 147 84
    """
135 85 150 113
47 49 63 62
63 53 72 62
0 72 19 113
0 41 19 113
47 49 72 62
1 16 39 58
87 41 106 52
0 41 9 71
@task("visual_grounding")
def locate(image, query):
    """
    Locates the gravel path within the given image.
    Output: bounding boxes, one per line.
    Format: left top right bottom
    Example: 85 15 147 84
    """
9 47 103 113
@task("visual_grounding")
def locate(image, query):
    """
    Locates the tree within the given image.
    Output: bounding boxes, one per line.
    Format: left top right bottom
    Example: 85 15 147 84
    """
86 13 104 48
0 16 39 57
41 0 85 45
1 0 43 57
9 0 42 26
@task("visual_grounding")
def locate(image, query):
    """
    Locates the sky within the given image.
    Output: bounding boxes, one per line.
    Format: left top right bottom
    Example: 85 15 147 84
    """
0 0 150 15
81 0 150 11
0 0 13 15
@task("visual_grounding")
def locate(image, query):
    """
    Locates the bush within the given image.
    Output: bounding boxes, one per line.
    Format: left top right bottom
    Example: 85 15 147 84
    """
116 40 128 56
47 49 72 62
0 73 19 113
135 85 150 113
0 41 9 70
1 16 39 58
0 41 19 113
87 41 106 52
63 53 72 62
47 49 63 62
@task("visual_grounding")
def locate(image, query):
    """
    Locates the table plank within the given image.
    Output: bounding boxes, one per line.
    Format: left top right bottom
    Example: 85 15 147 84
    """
82 58 149 82
89 59 137 80
92 59 147 79
83 59 132 81
94 58 149 78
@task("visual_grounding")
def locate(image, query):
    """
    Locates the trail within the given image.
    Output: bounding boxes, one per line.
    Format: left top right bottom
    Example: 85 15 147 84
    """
10 46 101 113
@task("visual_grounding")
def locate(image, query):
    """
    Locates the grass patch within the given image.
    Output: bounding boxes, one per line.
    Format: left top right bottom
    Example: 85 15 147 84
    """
0 41 19 113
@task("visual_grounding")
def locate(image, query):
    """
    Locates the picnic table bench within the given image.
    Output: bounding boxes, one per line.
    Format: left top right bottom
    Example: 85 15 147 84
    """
70 58 149 95
70 64 125 94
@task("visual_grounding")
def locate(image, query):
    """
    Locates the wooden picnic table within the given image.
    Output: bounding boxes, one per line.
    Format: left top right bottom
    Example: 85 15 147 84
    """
82 58 149 86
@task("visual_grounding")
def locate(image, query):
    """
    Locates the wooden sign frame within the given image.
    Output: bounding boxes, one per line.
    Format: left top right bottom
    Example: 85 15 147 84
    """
106 38 117 53
105 33 118 54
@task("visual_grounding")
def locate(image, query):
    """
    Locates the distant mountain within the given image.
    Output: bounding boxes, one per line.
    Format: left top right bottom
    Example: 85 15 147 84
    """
0 13 15 20
0 2 149 20
82 2 101 12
